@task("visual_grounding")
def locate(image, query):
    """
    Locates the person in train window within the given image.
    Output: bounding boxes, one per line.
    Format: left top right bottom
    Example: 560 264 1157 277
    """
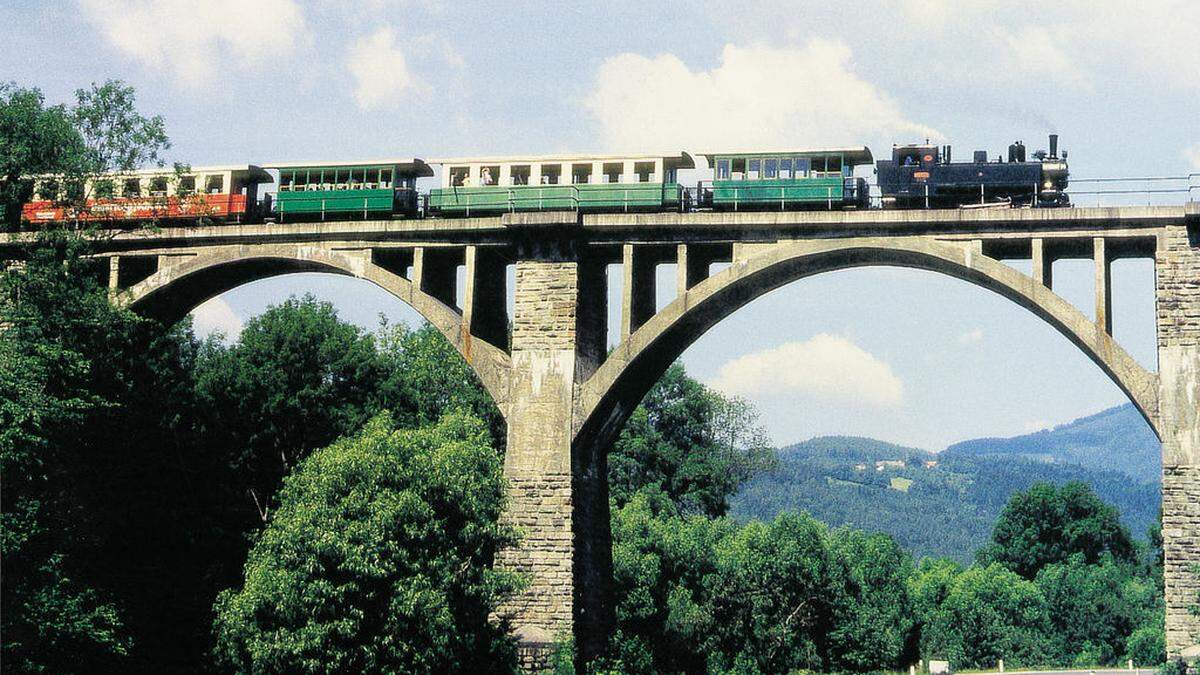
481 167 493 186
903 155 918 167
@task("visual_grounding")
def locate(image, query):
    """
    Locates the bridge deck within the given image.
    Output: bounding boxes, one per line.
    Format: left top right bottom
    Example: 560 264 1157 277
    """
1 205 1193 255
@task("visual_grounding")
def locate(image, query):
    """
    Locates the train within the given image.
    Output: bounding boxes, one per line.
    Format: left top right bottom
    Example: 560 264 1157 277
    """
11 135 1070 227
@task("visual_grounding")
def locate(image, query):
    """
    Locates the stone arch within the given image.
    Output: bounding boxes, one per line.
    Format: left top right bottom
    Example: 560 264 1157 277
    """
122 244 511 416
575 236 1160 456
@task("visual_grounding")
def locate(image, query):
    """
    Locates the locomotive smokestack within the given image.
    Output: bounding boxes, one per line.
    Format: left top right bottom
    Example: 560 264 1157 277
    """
1049 134 1059 159
946 145 951 163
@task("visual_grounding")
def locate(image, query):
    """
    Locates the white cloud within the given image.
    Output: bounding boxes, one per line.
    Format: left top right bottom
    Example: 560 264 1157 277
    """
1065 0 1199 90
996 26 1092 91
709 334 904 408
346 27 419 111
190 297 243 340
959 328 984 345
79 0 308 89
585 41 940 152
1185 143 1200 171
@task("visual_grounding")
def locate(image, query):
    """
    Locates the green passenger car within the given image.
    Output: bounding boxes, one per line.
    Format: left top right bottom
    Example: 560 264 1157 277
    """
703 148 873 210
428 182 683 215
427 153 694 216
264 160 432 221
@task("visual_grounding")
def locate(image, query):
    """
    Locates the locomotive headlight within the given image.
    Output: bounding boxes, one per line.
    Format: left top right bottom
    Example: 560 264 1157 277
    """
1044 180 1053 188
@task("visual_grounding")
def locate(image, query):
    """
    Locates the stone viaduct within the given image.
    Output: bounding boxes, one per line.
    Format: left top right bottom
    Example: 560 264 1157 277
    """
6 204 1198 665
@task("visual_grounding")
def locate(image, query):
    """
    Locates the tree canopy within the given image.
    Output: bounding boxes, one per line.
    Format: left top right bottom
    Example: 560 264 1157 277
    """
608 363 775 518
1 80 168 230
213 412 521 673
980 481 1137 578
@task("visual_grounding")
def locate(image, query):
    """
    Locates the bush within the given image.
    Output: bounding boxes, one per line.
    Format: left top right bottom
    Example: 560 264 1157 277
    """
1125 623 1166 667
213 412 522 673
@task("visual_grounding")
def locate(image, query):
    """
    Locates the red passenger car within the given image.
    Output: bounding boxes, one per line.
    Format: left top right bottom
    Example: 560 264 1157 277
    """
20 165 273 226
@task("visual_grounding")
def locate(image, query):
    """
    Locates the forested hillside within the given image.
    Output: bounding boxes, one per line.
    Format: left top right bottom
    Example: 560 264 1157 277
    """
944 403 1160 483
731 406 1162 562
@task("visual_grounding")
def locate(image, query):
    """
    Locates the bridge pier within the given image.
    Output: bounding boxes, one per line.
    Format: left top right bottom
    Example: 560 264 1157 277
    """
1158 223 1200 658
498 238 612 669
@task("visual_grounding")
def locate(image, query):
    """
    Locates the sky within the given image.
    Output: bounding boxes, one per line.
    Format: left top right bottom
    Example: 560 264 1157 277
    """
3 0 1197 450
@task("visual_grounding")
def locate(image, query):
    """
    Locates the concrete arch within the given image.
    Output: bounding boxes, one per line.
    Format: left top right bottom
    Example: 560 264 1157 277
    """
575 236 1160 456
122 244 511 416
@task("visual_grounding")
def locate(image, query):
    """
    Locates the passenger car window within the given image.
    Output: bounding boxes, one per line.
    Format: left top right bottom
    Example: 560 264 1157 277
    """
716 159 730 180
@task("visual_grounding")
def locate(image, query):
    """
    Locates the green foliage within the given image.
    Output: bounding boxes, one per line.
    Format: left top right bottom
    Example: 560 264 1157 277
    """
1 230 159 671
213 412 521 674
69 80 169 180
825 528 917 671
609 363 775 518
981 481 1137 578
606 491 732 673
0 80 168 230
0 84 83 229
192 299 503 525
1125 621 1165 667
605 492 918 674
376 320 505 447
194 295 389 521
1035 555 1141 666
908 557 964 627
920 563 1051 669
705 513 836 674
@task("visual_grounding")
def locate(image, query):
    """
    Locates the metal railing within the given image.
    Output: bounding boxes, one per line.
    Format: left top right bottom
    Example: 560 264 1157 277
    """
694 180 848 211
1067 174 1199 206
267 188 418 222
425 185 581 217
257 173 1198 222
429 183 689 215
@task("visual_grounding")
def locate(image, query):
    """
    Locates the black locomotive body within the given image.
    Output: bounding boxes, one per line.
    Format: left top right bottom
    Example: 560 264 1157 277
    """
877 134 1069 208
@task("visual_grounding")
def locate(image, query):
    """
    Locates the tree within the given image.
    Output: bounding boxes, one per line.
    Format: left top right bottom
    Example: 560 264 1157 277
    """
826 529 917 671
193 300 505 526
609 363 775 518
921 563 1051 670
376 321 505 448
193 295 389 522
605 491 732 673
1035 555 1139 666
0 80 168 230
980 481 1136 579
704 512 839 674
908 557 964 630
212 412 521 673
0 232 141 671
0 84 83 229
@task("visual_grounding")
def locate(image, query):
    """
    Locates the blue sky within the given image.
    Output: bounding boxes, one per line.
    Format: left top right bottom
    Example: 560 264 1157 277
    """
4 0 1196 449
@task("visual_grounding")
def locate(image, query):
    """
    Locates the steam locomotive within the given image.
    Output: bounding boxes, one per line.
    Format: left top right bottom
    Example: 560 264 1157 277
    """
876 134 1069 208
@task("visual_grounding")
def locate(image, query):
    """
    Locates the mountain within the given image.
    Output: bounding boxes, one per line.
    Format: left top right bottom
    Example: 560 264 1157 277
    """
943 404 1161 483
729 406 1161 563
